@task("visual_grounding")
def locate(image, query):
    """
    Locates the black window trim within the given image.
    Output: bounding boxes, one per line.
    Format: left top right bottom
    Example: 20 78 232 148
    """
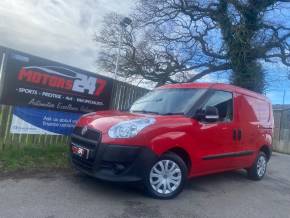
190 89 234 123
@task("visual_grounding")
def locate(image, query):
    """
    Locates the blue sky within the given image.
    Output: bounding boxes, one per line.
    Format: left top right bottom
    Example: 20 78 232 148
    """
261 61 289 104
0 0 289 105
197 64 290 104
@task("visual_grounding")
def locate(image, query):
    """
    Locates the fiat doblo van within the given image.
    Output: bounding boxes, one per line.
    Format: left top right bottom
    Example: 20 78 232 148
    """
70 83 274 199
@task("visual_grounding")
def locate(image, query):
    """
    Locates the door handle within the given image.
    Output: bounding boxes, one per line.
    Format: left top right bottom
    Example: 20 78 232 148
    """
233 129 237 140
238 129 242 141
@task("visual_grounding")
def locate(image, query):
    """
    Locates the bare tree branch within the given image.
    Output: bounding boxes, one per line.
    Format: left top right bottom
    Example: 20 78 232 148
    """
96 1 290 92
188 63 231 82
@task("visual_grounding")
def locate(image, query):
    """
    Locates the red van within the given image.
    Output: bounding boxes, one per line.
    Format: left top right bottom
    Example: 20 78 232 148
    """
70 83 274 199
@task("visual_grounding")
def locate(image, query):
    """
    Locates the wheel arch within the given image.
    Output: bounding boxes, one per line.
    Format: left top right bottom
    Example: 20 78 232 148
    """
259 145 272 161
166 147 192 173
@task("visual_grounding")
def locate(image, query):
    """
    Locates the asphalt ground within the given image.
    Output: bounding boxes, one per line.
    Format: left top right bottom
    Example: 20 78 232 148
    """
0 152 289 218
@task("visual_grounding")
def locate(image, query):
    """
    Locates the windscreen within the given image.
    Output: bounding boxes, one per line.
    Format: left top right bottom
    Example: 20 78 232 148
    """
130 88 206 115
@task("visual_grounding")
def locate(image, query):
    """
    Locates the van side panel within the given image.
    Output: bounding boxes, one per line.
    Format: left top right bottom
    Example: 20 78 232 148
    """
245 96 274 147
236 94 273 168
244 95 271 125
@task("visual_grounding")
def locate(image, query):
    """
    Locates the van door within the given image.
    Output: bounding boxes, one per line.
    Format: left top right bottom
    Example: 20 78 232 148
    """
192 90 239 175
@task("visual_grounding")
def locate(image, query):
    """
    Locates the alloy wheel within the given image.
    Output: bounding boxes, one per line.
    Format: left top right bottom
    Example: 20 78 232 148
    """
149 159 182 195
257 155 267 177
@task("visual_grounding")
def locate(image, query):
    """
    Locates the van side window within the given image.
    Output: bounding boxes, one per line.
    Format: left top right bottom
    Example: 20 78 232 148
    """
202 91 233 122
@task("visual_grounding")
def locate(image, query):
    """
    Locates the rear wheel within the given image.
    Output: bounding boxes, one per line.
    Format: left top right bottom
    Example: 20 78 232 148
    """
247 151 268 180
144 152 188 199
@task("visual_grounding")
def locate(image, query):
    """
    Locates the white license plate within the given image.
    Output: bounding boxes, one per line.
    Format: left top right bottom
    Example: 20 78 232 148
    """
72 144 90 159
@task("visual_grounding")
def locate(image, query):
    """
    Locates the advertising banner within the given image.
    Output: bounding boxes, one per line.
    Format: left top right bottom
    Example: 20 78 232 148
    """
10 106 82 135
0 46 113 113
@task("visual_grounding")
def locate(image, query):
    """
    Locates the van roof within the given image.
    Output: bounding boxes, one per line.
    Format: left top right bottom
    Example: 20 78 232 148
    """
158 82 270 102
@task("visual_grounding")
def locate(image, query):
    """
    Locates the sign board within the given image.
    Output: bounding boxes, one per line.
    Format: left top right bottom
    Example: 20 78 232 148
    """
0 46 113 113
10 106 82 135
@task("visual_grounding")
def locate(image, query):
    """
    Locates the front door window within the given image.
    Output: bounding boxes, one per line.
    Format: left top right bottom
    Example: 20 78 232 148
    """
202 91 233 122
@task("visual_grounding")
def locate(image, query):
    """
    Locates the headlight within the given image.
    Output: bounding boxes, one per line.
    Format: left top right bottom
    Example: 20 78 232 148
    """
108 118 155 138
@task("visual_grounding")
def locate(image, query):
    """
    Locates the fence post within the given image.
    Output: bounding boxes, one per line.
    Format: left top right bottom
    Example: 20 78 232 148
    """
278 110 282 142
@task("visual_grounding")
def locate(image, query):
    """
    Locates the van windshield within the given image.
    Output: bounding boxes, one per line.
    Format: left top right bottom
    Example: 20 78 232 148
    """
130 88 206 115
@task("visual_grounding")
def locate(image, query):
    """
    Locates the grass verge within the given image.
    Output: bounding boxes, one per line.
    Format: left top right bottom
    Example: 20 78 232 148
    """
0 144 69 172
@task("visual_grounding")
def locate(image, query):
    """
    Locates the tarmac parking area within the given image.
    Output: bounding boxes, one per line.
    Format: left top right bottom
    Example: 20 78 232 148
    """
0 152 289 218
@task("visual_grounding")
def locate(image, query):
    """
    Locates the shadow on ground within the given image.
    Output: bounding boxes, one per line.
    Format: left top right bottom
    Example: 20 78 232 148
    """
69 169 250 198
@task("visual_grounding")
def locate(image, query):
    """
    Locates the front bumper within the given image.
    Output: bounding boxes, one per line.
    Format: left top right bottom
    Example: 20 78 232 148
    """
70 133 157 182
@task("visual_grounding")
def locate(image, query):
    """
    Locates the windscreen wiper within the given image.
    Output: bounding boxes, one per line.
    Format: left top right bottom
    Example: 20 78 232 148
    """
133 98 163 105
131 110 160 115
162 112 184 115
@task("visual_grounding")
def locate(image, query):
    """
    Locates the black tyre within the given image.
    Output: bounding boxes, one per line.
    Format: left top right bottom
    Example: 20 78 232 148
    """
143 152 188 199
247 151 268 181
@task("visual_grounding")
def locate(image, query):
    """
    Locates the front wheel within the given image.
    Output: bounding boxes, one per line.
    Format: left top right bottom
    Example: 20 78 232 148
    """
143 152 188 199
247 151 268 180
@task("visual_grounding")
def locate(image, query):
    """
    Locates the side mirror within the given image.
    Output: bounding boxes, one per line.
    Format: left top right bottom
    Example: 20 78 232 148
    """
194 106 219 122
204 106 219 122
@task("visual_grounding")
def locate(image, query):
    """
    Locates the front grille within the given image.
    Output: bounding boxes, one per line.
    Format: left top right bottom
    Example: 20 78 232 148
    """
73 126 101 142
71 126 102 171
71 135 97 149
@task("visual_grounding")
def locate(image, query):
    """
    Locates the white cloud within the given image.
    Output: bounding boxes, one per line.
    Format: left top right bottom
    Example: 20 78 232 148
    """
0 0 135 73
0 0 288 103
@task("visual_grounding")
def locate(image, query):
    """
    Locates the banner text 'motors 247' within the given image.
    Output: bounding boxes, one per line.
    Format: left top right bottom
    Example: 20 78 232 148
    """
0 48 113 113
